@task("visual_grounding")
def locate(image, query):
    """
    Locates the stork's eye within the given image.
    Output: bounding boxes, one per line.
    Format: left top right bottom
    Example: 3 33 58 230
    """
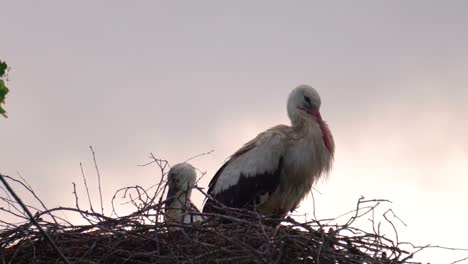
304 96 311 104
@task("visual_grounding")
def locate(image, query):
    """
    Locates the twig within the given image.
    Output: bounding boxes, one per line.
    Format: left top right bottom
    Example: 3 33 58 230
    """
183 149 214 163
15 172 59 224
80 162 95 213
90 146 104 215
0 173 71 264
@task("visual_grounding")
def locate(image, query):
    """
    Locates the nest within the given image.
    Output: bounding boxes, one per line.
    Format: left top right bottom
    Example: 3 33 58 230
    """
1 156 423 263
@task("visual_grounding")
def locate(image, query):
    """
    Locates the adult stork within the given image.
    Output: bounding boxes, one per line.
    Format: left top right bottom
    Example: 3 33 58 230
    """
202 84 334 220
164 163 203 227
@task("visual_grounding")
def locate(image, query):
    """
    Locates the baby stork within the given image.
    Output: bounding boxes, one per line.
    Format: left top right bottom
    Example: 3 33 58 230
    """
164 163 202 228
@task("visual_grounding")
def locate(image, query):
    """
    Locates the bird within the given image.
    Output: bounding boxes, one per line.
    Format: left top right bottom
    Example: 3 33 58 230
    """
164 163 203 227
202 84 334 221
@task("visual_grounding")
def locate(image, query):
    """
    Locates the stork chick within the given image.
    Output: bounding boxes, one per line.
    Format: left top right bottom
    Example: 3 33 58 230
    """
164 163 202 227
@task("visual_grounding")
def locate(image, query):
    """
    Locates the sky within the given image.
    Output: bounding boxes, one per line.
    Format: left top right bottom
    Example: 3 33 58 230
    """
1 1 468 262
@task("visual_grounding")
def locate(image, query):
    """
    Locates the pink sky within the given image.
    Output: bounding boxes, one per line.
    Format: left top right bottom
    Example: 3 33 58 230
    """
1 1 468 262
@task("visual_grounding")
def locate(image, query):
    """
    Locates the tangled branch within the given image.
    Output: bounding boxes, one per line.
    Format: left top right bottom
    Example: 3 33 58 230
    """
1 155 466 263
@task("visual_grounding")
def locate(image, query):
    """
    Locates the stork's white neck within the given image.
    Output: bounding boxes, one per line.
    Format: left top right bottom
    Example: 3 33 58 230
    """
167 189 192 208
288 109 335 156
166 188 192 223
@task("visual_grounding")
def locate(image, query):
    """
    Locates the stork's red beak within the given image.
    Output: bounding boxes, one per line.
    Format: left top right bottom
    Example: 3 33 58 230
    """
308 107 323 121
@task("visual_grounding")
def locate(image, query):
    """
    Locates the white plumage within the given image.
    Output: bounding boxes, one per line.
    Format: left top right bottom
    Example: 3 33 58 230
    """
164 163 203 227
203 84 335 220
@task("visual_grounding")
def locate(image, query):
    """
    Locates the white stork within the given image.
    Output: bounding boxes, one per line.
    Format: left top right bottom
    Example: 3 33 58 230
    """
202 84 334 220
164 163 203 227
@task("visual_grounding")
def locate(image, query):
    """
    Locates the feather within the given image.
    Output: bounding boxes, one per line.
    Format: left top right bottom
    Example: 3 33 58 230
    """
203 85 334 220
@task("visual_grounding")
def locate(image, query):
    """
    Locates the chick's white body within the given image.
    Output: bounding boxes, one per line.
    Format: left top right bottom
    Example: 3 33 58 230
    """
165 163 203 227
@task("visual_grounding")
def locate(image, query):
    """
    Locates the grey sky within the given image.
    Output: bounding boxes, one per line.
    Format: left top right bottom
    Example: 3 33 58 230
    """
1 1 468 262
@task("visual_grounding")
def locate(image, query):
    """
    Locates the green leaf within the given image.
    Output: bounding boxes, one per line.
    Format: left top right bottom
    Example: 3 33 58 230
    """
0 108 7 118
0 61 7 77
0 79 8 118
0 79 8 97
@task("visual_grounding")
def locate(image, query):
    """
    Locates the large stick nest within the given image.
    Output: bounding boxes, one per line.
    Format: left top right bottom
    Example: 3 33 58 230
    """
0 156 424 263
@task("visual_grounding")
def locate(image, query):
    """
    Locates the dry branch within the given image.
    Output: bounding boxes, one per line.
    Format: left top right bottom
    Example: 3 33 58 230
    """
1 157 465 263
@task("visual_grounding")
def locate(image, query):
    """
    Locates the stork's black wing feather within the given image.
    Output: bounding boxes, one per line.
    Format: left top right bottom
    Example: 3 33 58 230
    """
202 126 288 215
202 157 283 213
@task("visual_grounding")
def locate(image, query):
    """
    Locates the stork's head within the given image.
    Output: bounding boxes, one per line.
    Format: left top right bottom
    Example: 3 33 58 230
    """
287 84 322 124
166 162 197 207
168 163 197 192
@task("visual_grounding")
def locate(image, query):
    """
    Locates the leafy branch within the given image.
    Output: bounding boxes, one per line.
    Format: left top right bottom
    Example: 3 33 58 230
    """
0 59 10 118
